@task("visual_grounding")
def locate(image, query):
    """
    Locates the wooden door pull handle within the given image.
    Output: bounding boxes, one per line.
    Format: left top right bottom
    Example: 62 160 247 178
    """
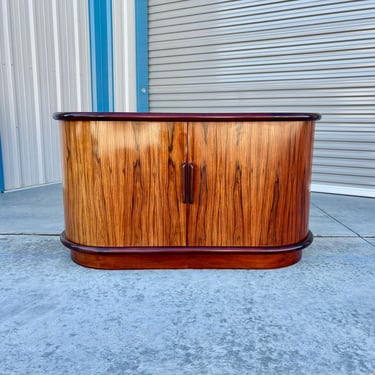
181 162 194 204
188 163 194 204
182 162 187 203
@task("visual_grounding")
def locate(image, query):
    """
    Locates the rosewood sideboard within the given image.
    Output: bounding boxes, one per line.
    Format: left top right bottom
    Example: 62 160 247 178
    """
54 112 321 269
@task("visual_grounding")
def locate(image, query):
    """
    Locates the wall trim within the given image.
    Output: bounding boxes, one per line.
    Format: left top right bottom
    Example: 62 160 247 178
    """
311 183 375 198
135 0 148 112
88 0 114 111
112 0 136 112
0 137 5 192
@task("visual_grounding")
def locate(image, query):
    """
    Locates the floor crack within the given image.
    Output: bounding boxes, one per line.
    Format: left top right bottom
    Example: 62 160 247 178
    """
311 202 361 237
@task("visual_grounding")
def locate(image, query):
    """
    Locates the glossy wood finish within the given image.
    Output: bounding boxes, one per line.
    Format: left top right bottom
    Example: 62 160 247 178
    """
54 112 321 122
62 231 313 269
187 121 315 247
61 120 186 247
57 113 319 269
71 248 302 270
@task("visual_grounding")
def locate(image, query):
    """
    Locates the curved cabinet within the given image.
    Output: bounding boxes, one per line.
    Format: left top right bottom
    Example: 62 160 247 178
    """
54 112 321 269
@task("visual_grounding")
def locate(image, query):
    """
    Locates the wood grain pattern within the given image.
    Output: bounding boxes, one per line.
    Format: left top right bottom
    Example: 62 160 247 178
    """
58 116 317 269
187 121 315 247
71 249 302 270
61 120 187 247
61 231 312 269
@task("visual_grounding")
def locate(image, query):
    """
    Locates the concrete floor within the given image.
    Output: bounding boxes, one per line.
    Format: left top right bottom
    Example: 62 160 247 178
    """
0 184 374 375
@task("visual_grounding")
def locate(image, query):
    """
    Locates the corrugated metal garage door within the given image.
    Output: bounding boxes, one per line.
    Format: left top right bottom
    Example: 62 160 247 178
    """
0 0 91 191
148 0 375 197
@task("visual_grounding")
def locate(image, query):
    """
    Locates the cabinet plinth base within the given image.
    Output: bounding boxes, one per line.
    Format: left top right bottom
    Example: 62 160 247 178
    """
61 231 313 270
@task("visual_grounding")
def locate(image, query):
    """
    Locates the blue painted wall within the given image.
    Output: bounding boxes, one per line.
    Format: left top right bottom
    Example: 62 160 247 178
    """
135 0 149 112
88 0 114 111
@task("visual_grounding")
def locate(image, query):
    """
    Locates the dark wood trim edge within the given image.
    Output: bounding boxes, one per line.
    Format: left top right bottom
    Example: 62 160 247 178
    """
53 112 321 122
60 231 313 269
60 231 313 254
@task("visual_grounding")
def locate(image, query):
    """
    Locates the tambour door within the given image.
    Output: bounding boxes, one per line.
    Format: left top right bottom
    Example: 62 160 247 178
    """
186 121 314 247
61 120 187 247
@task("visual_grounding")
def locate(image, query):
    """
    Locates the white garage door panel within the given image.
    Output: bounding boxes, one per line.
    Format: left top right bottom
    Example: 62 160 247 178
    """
151 88 374 101
0 0 91 190
313 157 374 169
314 132 375 142
314 149 375 161
149 1 375 34
150 69 374 86
312 173 374 186
151 54 375 73
149 0 375 197
151 77 374 93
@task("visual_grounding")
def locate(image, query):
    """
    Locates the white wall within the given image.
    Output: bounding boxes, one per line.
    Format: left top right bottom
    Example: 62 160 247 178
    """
0 0 91 190
112 0 137 112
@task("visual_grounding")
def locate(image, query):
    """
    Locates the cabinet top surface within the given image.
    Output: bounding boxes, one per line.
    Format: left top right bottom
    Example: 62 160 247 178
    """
53 112 321 121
